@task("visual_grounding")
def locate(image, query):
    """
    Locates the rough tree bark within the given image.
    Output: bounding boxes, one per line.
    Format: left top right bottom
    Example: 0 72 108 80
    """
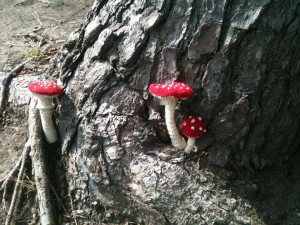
57 0 300 224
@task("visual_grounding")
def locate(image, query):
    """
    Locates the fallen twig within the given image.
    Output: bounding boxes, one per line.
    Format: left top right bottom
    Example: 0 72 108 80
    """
4 40 31 48
32 12 43 28
40 16 63 22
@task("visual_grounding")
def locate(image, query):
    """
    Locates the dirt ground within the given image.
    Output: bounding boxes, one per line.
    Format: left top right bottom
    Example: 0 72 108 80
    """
0 0 92 70
0 1 300 225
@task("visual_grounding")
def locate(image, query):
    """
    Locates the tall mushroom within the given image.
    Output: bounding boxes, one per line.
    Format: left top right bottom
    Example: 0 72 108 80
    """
148 82 193 150
181 116 206 154
28 81 62 143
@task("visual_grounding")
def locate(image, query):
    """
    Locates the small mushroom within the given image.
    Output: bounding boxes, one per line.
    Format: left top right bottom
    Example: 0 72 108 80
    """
28 81 62 143
181 115 206 154
149 82 193 150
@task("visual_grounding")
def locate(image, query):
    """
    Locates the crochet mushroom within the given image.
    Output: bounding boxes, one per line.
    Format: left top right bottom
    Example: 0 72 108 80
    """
149 82 193 150
181 116 206 154
28 81 62 143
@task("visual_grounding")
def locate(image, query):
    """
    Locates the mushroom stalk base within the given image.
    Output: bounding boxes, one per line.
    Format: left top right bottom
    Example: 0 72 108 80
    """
36 97 57 144
184 138 195 154
164 97 186 150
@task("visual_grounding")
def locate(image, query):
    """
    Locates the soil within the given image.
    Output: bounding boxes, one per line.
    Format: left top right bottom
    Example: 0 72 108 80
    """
0 1 300 225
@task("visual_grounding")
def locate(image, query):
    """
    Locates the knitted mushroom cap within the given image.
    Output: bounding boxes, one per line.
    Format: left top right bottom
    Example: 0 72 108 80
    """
28 81 62 96
181 115 206 138
149 82 193 99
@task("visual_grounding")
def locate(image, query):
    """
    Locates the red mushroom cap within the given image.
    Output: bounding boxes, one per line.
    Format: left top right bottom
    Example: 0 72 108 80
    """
181 115 206 138
148 82 192 99
28 81 62 96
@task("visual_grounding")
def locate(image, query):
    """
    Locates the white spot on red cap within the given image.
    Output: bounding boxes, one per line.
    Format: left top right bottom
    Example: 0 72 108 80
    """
191 126 195 130
191 119 195 123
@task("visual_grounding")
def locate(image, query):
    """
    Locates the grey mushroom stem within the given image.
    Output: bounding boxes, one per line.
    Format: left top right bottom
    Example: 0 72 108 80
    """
34 95 57 143
164 97 186 150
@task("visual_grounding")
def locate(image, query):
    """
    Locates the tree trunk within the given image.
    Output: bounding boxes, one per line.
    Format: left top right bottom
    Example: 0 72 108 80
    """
58 0 300 224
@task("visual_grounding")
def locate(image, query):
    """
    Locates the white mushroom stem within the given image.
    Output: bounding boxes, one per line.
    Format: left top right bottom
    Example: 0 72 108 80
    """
184 137 195 154
164 96 186 150
34 95 58 143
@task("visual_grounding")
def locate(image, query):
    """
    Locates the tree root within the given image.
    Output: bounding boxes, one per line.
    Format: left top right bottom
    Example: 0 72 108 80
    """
4 141 31 225
0 59 31 122
0 140 31 225
0 154 23 208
